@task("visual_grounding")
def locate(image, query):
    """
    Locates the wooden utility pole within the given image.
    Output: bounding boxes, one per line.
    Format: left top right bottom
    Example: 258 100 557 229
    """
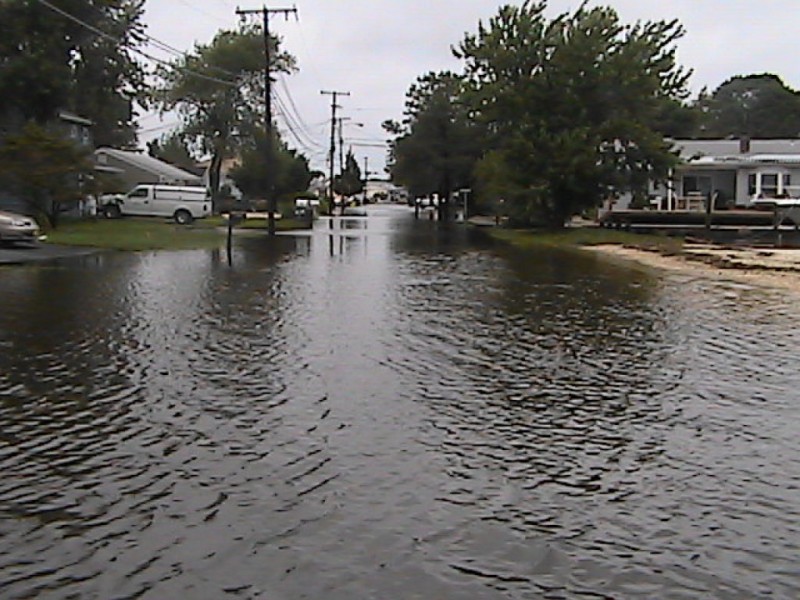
236 5 298 235
338 118 345 175
321 90 350 215
362 156 371 205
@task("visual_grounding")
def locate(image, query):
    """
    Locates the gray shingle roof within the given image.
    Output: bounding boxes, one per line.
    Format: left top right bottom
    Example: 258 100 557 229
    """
95 147 202 184
673 139 800 160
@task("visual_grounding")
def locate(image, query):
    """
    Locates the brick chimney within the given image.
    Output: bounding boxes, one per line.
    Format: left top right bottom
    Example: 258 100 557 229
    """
739 136 751 154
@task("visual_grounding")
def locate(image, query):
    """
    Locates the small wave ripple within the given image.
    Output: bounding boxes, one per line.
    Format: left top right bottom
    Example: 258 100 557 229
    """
1 217 799 598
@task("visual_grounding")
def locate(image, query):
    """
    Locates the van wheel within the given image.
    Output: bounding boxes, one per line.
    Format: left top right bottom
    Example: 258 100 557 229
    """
174 210 193 225
103 204 121 219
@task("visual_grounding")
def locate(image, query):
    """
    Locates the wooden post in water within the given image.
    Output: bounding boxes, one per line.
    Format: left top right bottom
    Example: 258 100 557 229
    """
705 191 716 233
226 212 234 266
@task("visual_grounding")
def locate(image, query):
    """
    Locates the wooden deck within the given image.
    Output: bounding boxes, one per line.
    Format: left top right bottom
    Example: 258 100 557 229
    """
598 209 789 230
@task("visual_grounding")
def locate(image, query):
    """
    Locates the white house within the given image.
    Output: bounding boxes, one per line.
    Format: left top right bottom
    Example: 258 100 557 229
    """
196 157 243 200
650 138 800 211
95 147 202 191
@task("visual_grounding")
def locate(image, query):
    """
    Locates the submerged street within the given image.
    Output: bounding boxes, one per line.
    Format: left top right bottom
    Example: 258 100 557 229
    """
1 205 799 599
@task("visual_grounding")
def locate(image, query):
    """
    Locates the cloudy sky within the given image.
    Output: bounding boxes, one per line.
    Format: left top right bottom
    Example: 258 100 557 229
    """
142 0 799 174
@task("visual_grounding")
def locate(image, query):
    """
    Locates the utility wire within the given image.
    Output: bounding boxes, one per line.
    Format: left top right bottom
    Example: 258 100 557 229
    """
36 0 239 87
276 75 320 142
38 0 325 161
272 91 323 151
174 0 230 23
138 120 182 134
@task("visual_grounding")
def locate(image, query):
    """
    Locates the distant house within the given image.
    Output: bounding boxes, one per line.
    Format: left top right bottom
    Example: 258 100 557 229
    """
308 174 327 198
196 157 243 200
0 111 96 215
94 147 202 191
614 138 800 212
58 111 94 149
364 179 394 201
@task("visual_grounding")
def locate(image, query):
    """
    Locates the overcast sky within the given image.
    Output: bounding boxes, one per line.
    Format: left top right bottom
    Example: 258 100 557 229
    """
142 0 799 174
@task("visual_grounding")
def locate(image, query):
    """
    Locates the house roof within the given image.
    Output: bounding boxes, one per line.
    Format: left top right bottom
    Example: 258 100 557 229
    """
195 157 241 170
58 111 93 126
673 139 800 161
95 147 202 183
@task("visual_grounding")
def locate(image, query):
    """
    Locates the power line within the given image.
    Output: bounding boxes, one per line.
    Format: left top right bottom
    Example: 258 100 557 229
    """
272 93 321 154
174 0 230 23
274 100 323 151
276 96 322 148
35 0 239 87
277 75 320 142
139 120 182 135
38 0 234 78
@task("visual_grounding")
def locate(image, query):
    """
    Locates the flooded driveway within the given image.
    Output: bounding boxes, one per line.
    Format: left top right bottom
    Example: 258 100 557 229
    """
1 205 798 599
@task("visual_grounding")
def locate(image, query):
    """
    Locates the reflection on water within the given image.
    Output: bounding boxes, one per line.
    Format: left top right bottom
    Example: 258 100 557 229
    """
1 205 799 599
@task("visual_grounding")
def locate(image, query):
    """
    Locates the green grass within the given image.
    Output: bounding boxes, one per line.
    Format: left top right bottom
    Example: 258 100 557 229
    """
47 218 224 251
47 214 314 251
203 215 312 231
487 226 685 254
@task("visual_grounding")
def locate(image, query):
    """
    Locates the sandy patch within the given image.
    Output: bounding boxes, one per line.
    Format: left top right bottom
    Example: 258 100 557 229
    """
587 244 800 294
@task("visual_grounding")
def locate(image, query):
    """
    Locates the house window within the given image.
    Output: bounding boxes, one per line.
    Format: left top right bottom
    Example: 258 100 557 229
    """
750 172 791 198
683 175 711 195
762 174 779 197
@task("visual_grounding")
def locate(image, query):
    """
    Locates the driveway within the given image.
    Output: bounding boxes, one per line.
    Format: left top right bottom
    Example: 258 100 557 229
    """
0 243 101 265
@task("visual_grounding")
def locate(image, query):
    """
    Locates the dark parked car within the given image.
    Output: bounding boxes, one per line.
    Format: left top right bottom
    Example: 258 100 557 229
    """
0 210 40 246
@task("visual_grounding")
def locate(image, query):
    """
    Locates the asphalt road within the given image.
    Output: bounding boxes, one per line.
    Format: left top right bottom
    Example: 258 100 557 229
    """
0 243 100 265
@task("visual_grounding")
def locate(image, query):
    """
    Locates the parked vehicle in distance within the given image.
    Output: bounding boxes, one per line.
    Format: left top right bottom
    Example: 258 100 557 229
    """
100 185 211 224
342 205 367 217
0 210 40 246
294 197 320 218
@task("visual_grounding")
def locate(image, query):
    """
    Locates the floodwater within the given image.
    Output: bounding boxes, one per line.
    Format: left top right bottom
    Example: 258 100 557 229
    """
1 205 798 599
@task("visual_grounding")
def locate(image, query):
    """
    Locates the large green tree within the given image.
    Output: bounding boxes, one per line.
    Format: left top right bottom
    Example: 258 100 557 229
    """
0 123 94 227
697 74 800 139
455 1 690 227
384 71 482 219
333 150 363 199
146 131 197 172
229 131 312 209
0 0 147 146
157 26 296 205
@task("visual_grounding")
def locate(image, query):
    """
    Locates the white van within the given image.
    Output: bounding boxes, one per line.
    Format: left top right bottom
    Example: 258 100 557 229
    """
101 185 211 224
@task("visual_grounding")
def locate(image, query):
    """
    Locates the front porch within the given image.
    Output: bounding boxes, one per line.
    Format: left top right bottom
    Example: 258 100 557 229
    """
652 160 800 212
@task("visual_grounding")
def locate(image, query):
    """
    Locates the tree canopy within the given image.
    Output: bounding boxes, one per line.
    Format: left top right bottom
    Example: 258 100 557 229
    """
384 71 483 218
452 1 690 227
334 150 363 198
0 0 148 147
0 122 94 226
229 131 312 207
697 74 800 139
157 26 296 201
146 131 196 172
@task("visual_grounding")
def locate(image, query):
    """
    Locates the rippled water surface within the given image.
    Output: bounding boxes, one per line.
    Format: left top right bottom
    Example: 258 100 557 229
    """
1 205 799 599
